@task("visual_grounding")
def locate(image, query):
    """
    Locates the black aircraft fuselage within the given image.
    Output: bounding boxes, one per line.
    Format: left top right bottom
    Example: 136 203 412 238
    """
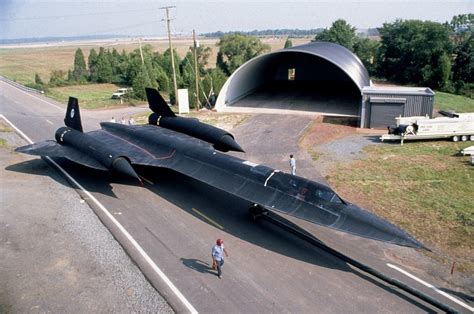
16 88 426 249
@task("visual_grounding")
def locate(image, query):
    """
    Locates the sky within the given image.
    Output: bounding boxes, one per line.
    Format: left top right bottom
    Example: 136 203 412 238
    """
0 0 472 40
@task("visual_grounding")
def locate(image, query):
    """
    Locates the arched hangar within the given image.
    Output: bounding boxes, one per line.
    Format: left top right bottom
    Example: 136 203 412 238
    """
215 42 370 122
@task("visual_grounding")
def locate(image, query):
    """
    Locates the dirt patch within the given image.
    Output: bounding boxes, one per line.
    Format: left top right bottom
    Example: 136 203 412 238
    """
189 110 250 131
300 118 358 147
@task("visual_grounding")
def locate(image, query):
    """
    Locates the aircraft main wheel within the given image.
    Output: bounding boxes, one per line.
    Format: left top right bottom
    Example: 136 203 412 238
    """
470 135 474 141
452 135 460 142
461 135 468 142
248 204 263 221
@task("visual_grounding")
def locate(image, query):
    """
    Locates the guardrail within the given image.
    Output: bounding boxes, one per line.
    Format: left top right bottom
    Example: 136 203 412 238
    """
0 75 44 94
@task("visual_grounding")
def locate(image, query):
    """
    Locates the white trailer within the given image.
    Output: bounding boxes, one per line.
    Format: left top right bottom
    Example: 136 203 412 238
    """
380 113 474 145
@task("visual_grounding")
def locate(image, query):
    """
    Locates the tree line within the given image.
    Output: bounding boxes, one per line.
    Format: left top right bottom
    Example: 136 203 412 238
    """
203 29 324 38
33 13 472 106
314 15 472 97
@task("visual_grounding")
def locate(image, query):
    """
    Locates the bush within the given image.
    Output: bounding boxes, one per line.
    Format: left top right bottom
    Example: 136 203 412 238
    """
25 83 48 93
457 82 474 98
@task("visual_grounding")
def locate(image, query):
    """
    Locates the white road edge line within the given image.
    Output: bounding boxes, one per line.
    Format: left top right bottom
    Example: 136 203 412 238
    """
387 263 473 312
1 114 198 314
46 119 54 125
1 81 63 111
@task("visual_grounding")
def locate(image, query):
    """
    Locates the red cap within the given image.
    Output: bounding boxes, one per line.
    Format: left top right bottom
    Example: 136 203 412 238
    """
216 238 223 245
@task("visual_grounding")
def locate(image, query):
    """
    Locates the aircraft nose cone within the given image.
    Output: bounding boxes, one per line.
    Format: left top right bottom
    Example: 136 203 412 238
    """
217 134 245 152
112 157 141 182
343 204 427 250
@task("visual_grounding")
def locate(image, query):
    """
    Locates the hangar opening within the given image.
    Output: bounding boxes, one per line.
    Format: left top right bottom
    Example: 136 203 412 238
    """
215 42 370 120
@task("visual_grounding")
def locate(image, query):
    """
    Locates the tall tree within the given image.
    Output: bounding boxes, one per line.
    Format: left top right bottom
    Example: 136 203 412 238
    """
284 38 293 49
353 38 379 75
376 19 452 88
450 13 473 34
88 48 98 82
154 65 170 93
191 45 212 75
314 19 357 51
72 48 87 82
132 65 154 100
452 34 473 84
95 48 113 83
217 34 270 75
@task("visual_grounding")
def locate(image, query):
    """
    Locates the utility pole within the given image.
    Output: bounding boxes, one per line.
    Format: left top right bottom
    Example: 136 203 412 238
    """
138 38 144 65
160 6 178 105
193 29 200 110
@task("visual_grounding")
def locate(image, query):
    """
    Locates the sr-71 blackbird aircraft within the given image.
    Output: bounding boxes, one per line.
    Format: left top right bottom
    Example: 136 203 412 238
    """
16 88 425 249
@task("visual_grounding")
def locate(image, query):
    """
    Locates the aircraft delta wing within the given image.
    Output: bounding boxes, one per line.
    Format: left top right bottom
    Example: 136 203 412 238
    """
15 89 426 249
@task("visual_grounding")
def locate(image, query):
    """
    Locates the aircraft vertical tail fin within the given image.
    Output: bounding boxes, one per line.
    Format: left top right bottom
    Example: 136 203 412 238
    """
64 97 83 132
145 88 175 117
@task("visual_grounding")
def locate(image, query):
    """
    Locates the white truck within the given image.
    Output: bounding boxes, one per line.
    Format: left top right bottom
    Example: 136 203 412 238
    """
380 112 474 145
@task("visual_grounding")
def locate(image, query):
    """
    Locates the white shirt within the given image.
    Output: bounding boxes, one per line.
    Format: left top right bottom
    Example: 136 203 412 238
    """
290 157 296 168
212 244 225 261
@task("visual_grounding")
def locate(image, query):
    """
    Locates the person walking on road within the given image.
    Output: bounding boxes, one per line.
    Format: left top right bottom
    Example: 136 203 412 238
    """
211 238 229 279
289 154 296 175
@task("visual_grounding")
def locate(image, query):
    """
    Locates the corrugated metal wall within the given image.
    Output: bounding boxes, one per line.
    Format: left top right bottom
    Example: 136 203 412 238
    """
363 93 434 128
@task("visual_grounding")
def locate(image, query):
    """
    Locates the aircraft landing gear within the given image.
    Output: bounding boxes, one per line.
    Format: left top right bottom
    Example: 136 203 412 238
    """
248 204 269 221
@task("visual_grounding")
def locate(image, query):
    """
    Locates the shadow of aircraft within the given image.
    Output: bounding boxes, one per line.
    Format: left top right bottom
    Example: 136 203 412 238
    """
5 156 437 311
439 288 474 303
5 157 128 199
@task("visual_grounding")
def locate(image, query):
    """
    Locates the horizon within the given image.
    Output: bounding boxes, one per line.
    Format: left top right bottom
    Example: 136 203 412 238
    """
1 1 472 41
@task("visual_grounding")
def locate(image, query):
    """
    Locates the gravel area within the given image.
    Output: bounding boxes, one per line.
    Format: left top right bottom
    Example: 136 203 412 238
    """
0 129 173 313
312 134 379 177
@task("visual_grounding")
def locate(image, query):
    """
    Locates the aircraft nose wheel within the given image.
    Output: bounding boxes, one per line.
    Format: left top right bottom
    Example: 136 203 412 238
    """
248 204 268 221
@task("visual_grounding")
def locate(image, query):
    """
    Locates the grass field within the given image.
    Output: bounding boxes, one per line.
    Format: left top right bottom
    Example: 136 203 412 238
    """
46 84 148 109
434 91 474 113
0 37 310 85
328 140 474 273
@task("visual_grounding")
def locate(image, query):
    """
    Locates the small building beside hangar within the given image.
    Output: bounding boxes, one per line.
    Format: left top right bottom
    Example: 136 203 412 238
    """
361 87 435 129
215 42 435 129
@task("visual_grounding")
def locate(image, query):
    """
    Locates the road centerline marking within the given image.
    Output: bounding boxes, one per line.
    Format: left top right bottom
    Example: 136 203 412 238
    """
192 208 224 230
1 114 198 314
387 263 473 312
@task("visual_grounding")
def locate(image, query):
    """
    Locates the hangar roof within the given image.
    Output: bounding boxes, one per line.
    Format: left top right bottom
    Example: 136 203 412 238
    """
216 42 370 110
285 42 370 91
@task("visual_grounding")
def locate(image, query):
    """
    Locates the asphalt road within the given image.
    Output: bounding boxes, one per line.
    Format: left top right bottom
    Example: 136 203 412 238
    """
1 80 471 313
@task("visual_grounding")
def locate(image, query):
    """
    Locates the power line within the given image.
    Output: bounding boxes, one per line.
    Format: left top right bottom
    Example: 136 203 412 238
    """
0 8 157 22
83 20 157 36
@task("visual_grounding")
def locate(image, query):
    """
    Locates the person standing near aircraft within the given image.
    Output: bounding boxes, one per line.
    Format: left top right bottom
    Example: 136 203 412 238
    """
110 116 116 123
289 154 296 175
211 239 229 279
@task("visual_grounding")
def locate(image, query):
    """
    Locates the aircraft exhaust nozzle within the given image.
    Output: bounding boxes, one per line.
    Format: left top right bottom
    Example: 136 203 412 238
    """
112 157 141 182
215 134 245 153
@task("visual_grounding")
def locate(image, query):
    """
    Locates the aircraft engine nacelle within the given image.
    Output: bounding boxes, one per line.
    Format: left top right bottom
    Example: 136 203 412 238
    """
156 116 244 153
54 126 140 180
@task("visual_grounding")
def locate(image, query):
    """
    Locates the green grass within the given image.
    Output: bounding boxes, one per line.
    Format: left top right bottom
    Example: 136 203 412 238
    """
46 84 146 109
329 140 474 273
434 91 474 113
0 138 7 148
